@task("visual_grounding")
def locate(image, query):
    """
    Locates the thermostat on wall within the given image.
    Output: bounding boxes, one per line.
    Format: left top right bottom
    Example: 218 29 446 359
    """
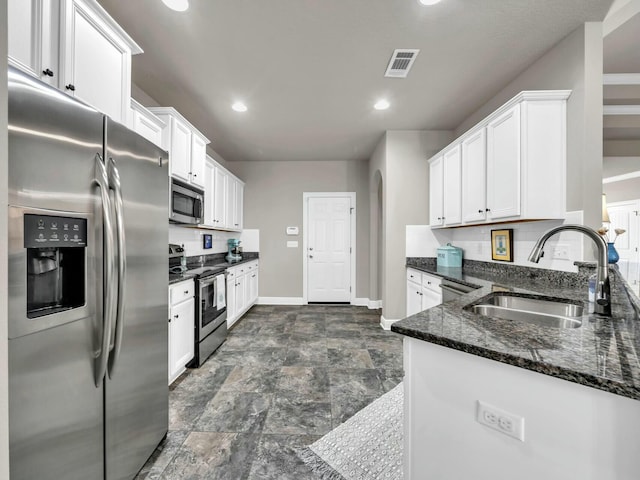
203 234 212 249
286 226 299 235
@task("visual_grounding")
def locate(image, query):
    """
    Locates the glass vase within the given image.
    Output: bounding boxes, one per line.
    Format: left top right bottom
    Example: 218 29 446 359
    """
607 242 619 264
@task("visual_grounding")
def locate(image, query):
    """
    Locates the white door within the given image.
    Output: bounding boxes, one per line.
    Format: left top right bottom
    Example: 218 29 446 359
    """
307 196 352 302
608 200 640 295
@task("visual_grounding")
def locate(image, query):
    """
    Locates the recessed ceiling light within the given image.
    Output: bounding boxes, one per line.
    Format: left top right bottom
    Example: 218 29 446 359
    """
418 0 442 5
162 0 189 12
232 102 248 112
374 99 390 111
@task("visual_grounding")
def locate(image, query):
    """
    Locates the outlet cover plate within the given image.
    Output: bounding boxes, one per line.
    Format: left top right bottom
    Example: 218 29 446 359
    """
476 400 525 442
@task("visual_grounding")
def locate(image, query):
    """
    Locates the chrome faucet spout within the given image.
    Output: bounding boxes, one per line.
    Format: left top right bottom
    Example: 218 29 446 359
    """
528 225 611 316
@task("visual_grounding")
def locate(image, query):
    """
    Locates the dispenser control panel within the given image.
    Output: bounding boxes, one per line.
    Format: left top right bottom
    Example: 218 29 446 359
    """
24 214 87 248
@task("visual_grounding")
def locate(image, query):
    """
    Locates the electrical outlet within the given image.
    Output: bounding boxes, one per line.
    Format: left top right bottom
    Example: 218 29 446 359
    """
551 244 570 260
476 401 525 441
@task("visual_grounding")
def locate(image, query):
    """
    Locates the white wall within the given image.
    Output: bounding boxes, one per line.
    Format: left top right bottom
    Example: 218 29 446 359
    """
407 212 586 273
455 23 604 234
1 0 9 476
369 131 454 322
404 338 640 480
229 159 370 299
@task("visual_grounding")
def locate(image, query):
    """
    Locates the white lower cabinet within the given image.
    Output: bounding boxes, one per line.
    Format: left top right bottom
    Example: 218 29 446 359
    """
168 280 195 385
226 260 260 327
406 268 442 316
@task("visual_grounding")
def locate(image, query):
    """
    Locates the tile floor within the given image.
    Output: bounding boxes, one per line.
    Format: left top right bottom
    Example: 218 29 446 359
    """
135 304 404 480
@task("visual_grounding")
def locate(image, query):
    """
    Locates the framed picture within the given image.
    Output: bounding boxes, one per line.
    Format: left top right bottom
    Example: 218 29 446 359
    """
202 234 212 249
491 229 513 262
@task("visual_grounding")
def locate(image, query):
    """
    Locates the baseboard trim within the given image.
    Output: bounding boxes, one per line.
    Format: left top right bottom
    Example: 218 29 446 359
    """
380 315 401 331
354 298 382 309
257 296 305 306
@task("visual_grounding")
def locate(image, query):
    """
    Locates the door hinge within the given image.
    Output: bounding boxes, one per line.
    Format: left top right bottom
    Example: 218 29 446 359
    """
350 207 354 214
350 247 352 254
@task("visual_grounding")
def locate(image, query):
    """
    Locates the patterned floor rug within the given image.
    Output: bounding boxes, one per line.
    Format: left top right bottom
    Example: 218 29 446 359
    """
299 382 403 480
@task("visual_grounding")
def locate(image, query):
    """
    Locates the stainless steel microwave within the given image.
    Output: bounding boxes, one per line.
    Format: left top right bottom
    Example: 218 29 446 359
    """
169 178 204 224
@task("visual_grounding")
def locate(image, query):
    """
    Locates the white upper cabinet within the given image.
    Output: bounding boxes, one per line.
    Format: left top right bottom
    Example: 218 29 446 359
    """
203 155 244 232
190 133 207 189
461 129 487 223
430 145 462 227
130 99 165 149
429 155 443 227
486 104 521 220
149 107 210 188
8 0 57 85
442 145 462 226
429 90 570 229
9 0 141 125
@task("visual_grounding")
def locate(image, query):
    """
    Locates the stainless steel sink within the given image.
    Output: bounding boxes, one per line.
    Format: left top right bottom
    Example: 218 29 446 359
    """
467 295 584 329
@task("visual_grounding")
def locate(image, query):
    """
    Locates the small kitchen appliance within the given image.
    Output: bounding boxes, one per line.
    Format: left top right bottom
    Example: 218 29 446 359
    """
226 239 242 262
169 243 187 273
437 243 463 268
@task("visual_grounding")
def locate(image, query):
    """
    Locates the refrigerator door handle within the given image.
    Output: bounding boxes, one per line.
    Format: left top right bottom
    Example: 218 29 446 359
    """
107 156 127 377
94 153 116 387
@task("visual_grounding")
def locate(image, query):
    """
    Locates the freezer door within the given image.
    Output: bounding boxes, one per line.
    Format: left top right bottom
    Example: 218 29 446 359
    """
103 118 169 480
7 67 105 480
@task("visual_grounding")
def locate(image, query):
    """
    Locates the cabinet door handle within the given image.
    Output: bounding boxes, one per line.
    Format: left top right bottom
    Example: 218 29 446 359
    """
478 209 483 213
486 208 491 212
42 68 54 77
174 314 179 319
65 84 76 91
184 290 189 294
309 255 313 259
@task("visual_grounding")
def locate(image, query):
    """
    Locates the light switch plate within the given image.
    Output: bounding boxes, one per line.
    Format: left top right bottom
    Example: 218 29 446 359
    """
286 226 299 235
287 241 298 248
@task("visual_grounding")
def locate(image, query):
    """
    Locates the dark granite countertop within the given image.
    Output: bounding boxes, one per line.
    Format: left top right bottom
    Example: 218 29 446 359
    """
169 255 260 285
169 272 196 285
394 258 640 401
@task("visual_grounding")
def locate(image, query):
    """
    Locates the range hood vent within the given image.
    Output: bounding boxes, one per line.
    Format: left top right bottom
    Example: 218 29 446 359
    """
384 49 420 78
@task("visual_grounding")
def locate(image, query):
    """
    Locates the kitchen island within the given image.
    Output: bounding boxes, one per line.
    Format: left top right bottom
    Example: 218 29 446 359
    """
392 259 640 480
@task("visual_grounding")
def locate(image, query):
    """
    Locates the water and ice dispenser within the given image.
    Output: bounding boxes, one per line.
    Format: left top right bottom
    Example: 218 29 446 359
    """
24 214 87 318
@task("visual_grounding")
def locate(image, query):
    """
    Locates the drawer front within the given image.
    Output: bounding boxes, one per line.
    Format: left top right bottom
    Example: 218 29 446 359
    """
407 268 422 284
170 280 194 305
422 273 441 292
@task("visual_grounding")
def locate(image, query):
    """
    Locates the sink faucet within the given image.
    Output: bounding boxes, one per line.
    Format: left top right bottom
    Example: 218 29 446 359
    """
528 225 611 316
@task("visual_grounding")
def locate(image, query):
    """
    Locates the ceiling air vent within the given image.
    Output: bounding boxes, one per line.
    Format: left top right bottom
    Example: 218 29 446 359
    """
384 49 420 78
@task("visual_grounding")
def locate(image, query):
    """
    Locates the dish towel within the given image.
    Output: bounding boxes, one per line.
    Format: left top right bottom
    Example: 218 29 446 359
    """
216 275 226 309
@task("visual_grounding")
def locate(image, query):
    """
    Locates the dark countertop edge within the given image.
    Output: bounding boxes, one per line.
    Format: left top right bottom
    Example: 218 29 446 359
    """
169 256 260 285
169 273 196 285
393 323 640 401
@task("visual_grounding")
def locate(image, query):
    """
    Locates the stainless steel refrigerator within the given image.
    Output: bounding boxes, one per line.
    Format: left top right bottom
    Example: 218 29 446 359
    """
7 66 169 480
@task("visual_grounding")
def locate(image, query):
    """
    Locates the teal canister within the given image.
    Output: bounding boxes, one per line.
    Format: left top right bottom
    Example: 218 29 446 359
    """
437 243 463 268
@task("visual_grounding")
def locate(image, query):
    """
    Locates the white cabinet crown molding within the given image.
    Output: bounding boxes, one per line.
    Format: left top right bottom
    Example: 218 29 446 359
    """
448 90 572 152
78 0 143 54
147 106 211 145
130 98 166 127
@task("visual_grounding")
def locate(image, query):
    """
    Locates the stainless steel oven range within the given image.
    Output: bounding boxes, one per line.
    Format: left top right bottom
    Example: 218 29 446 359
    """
187 267 228 367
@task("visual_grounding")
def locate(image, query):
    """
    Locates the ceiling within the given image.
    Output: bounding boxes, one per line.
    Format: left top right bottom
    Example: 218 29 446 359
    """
603 9 640 141
97 0 612 163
